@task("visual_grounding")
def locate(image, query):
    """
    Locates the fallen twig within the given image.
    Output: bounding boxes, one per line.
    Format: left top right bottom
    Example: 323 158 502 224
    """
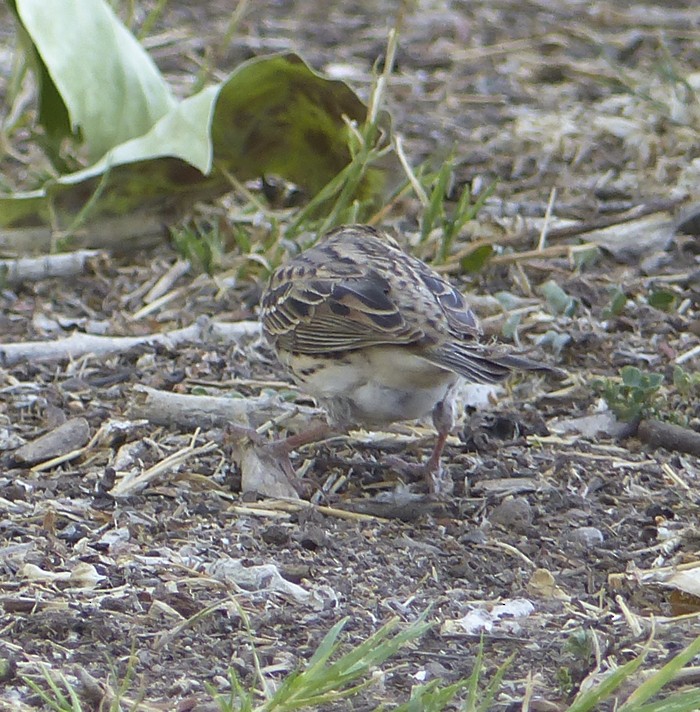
130 384 324 432
110 432 219 496
0 250 103 285
0 319 261 365
0 214 167 255
637 418 700 458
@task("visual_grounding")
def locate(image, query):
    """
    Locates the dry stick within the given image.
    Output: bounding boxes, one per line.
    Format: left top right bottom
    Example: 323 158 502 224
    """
131 287 187 320
111 436 219 496
142 259 192 304
676 343 700 365
516 198 681 242
0 214 168 254
240 498 385 522
616 594 644 637
0 319 261 366
661 463 692 493
130 384 324 433
435 198 682 275
0 250 102 285
537 186 557 251
490 242 593 266
637 418 700 458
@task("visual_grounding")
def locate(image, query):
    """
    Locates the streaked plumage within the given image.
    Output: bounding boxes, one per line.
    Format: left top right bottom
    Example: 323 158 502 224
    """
260 224 548 491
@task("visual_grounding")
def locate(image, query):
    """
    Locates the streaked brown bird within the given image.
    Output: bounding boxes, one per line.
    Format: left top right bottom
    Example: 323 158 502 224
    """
261 224 551 493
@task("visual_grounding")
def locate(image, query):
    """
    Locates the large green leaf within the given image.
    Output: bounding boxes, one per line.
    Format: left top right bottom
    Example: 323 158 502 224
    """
55 53 370 190
0 52 382 231
16 0 176 162
211 53 370 196
57 86 220 183
2 0 389 235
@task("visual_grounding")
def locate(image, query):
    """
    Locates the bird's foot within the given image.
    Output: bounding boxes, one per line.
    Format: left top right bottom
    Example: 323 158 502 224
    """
384 454 454 497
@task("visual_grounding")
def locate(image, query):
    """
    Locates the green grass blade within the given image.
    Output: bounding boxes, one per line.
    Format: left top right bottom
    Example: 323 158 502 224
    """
420 160 452 242
393 677 473 712
476 652 516 712
567 654 647 712
630 688 700 712
620 635 700 709
462 636 485 712
261 614 431 710
300 617 350 672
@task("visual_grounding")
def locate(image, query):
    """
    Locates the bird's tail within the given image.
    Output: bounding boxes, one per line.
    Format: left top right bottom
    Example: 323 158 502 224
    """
426 343 564 384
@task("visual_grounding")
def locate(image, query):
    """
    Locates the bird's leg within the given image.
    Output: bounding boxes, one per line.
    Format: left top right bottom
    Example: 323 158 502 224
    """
423 393 457 495
260 422 335 495
277 422 334 452
383 388 457 495
226 420 332 454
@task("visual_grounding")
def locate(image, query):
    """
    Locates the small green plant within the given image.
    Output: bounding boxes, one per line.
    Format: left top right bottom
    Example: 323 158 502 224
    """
209 620 514 712
284 29 398 241
557 666 574 697
602 286 627 318
416 159 496 264
209 613 434 711
595 365 664 422
171 219 226 274
557 629 596 697
565 629 596 663
596 365 700 426
568 633 700 712
18 620 700 711
647 287 677 312
539 280 578 317
673 365 700 398
21 649 141 712
22 665 84 712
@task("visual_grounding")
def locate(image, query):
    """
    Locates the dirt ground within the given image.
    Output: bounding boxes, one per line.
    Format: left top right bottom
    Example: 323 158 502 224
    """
1 1 700 710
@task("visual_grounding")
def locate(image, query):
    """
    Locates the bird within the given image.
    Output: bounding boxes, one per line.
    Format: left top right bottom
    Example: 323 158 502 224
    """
260 224 552 493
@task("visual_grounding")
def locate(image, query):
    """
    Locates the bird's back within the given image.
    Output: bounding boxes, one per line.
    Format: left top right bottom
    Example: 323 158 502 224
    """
261 224 482 358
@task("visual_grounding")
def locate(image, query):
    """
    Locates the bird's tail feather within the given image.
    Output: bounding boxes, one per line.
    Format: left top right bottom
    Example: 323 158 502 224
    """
427 343 563 384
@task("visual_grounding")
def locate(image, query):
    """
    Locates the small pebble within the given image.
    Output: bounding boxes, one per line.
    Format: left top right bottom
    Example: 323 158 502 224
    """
261 524 290 546
490 496 532 531
565 526 604 548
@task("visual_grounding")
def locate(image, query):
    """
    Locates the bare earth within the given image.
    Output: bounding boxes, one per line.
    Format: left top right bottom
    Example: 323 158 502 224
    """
1 1 700 710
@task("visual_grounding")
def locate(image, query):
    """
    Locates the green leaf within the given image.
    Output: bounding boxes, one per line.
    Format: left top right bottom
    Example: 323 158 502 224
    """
603 287 627 317
0 190 50 227
621 366 643 388
1 52 383 230
56 85 220 181
16 0 176 162
460 244 493 273
648 289 676 311
501 312 522 340
538 280 577 316
644 373 664 390
211 53 372 196
572 245 600 269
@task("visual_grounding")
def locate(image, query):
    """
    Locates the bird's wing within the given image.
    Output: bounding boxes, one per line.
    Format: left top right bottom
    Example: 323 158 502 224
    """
261 224 483 358
261 268 424 353
410 263 482 339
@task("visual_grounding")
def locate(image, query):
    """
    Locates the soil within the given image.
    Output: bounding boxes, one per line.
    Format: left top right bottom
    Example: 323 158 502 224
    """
1 1 700 710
